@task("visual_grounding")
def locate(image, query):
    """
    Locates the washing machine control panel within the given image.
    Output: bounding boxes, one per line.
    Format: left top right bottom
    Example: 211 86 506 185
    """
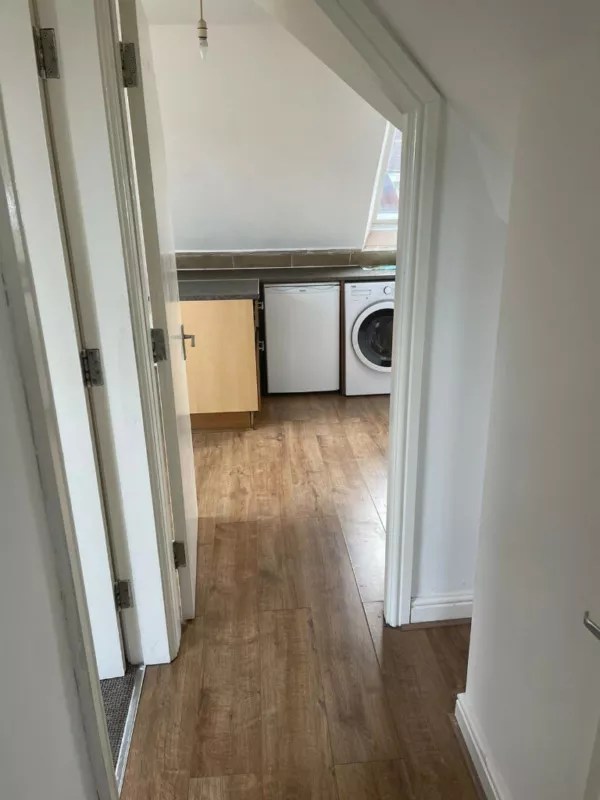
348 281 395 302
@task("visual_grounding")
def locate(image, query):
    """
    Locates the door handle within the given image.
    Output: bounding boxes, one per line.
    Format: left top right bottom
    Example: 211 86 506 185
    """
584 611 600 642
180 324 196 360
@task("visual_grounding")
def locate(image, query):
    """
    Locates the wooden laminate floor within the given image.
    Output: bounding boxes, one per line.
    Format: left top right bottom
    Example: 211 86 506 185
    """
122 394 478 799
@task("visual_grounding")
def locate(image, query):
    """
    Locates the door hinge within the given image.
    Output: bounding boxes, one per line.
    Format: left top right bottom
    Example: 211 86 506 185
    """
258 340 265 352
33 27 60 80
114 579 133 610
80 348 104 387
173 541 187 569
151 328 168 363
120 41 138 88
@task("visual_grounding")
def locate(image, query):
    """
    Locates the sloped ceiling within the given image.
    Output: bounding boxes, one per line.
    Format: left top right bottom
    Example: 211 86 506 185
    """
142 0 404 128
370 0 600 155
145 0 600 155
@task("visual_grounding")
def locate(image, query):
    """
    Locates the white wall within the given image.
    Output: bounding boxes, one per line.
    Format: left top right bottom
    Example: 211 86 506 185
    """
149 19 387 251
372 0 600 157
459 44 600 799
411 107 508 613
253 0 404 131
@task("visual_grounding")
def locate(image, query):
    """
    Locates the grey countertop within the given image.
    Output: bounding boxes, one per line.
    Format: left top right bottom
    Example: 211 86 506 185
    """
178 277 260 301
177 264 396 296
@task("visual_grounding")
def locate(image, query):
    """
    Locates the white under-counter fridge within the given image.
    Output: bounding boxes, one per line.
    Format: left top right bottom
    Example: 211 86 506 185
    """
264 283 340 393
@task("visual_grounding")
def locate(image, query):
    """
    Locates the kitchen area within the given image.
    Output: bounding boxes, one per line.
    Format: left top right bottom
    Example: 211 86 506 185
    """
148 0 403 433
178 249 397 430
179 246 397 625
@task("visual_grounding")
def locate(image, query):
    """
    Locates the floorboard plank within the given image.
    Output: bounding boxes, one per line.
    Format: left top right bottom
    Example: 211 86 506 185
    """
191 522 261 778
260 608 336 790
281 421 336 518
188 774 261 800
258 518 309 611
262 770 339 799
335 760 415 800
317 427 386 602
341 416 389 520
122 767 189 800
363 602 478 799
290 516 401 764
247 425 284 520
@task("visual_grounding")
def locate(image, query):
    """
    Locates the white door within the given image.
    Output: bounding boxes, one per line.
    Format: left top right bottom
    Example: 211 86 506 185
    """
118 0 199 619
2 0 126 679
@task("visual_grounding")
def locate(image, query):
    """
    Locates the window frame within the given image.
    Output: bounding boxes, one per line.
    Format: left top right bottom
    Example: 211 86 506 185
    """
363 122 402 248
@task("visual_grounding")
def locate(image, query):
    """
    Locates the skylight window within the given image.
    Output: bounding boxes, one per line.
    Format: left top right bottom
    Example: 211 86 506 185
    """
364 123 402 250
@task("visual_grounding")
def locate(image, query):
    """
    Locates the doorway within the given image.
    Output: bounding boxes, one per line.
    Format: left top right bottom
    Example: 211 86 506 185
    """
115 4 478 795
146 0 403 614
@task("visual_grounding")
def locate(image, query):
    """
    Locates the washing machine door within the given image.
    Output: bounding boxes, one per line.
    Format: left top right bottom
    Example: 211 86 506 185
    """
351 301 394 372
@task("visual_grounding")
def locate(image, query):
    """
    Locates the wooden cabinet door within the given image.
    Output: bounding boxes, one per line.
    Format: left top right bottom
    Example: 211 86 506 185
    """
181 299 259 414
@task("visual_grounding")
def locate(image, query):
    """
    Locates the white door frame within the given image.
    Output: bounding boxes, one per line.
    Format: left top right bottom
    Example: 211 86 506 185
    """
117 0 199 621
315 0 442 626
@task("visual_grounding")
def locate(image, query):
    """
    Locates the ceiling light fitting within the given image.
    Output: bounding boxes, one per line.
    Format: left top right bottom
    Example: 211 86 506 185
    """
197 0 208 59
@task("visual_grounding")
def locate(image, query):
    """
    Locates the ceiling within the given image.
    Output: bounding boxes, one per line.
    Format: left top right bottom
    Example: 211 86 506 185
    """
142 0 266 25
143 0 600 154
370 0 600 155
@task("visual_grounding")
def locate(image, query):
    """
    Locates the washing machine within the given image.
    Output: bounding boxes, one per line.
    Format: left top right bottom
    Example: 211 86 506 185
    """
344 281 395 395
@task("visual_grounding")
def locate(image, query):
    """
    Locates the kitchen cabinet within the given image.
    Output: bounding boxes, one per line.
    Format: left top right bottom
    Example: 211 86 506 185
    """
180 298 259 429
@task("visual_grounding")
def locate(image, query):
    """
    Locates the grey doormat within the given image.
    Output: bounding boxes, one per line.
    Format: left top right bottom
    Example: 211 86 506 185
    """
100 664 138 767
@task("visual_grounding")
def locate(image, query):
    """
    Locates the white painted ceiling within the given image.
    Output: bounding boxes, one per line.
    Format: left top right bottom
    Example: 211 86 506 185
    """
144 0 600 154
142 0 265 26
371 0 600 154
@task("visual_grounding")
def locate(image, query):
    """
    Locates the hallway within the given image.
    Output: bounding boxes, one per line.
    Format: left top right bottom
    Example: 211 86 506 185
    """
121 395 478 799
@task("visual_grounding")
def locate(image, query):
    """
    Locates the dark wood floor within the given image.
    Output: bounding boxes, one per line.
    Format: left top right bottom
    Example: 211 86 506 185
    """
122 394 477 799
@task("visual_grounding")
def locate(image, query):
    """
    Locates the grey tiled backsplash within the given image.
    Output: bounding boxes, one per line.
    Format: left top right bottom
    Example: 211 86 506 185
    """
176 248 396 271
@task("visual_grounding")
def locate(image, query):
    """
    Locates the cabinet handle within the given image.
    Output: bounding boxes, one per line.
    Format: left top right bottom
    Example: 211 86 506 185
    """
181 325 196 360
584 611 600 642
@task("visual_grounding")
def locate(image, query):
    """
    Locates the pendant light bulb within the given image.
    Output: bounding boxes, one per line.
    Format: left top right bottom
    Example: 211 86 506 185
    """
198 0 208 59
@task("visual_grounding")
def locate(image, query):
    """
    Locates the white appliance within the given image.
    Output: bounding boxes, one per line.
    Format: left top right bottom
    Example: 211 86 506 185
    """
344 281 395 395
265 283 340 393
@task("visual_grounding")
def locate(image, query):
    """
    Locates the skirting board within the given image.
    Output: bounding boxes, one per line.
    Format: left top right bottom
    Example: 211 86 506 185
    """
410 592 473 623
455 694 512 800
